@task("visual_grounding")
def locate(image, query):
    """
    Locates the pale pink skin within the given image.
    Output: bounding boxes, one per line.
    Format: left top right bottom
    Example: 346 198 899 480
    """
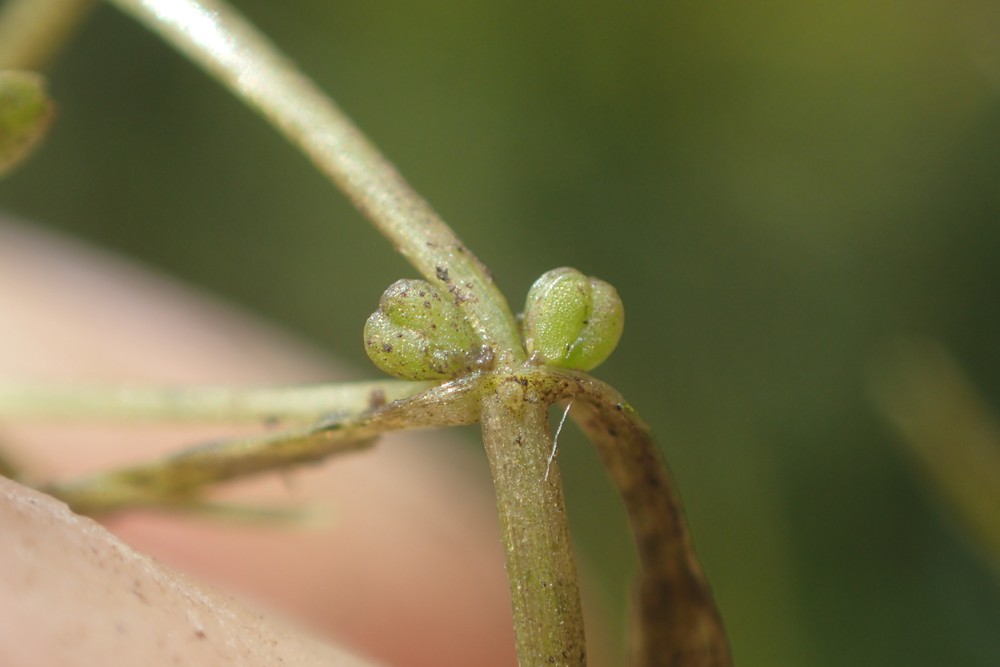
0 219 518 667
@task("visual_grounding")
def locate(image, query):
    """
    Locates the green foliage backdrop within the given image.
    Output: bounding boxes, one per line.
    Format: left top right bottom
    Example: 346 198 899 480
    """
4 1 1000 664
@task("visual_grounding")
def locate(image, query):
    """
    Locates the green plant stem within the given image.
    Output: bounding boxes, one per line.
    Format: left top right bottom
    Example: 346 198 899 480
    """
490 367 731 666
107 0 522 362
0 379 431 423
0 0 96 70
480 376 586 667
556 370 732 667
16 2 734 664
44 374 485 514
101 6 588 663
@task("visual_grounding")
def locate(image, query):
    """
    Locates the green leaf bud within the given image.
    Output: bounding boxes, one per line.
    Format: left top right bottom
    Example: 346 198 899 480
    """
364 279 487 380
522 267 624 371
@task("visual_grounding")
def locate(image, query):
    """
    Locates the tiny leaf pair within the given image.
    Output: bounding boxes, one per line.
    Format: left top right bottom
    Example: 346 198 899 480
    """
365 268 624 381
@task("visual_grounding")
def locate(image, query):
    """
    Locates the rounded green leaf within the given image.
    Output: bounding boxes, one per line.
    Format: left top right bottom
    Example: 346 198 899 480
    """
522 267 624 371
364 279 486 380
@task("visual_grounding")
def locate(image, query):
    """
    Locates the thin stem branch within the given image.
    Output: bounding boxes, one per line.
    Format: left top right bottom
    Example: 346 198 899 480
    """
551 369 732 667
480 376 586 667
0 379 431 424
5 3 734 664
44 374 484 515
0 0 96 70
483 368 730 666
106 0 523 362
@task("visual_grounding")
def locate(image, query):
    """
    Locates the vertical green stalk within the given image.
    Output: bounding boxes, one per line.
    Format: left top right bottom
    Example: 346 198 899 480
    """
481 377 587 667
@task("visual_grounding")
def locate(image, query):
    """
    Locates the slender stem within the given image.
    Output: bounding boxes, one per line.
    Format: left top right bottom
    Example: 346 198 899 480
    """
0 0 96 70
551 369 732 667
480 375 586 667
15 3 734 664
45 421 376 514
0 379 431 423
106 0 522 362
44 374 484 515
479 368 731 666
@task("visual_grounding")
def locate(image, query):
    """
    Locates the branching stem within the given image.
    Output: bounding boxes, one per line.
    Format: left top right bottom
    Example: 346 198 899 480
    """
491 368 732 666
43 374 484 514
0 1 734 664
556 370 732 667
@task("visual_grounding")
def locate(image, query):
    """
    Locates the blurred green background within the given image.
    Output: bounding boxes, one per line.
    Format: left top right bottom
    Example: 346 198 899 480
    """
3 1 1000 664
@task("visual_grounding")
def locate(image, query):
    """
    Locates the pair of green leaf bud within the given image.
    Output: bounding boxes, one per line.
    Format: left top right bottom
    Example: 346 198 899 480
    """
364 267 624 381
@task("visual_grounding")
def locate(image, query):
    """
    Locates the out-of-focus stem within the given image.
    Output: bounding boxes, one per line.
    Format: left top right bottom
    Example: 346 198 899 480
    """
0 0 96 70
870 339 1000 578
